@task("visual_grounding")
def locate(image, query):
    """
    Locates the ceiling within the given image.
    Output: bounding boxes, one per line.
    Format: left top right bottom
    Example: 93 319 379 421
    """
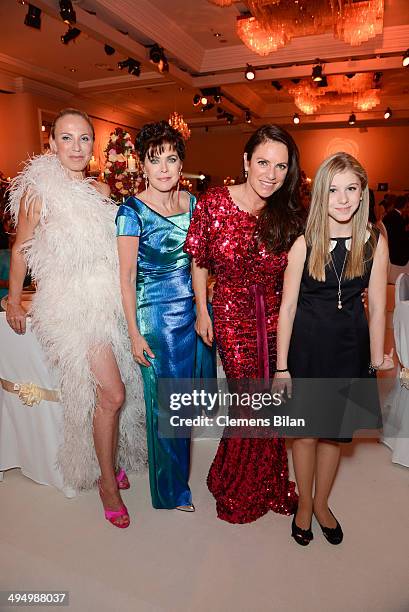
0 0 408 130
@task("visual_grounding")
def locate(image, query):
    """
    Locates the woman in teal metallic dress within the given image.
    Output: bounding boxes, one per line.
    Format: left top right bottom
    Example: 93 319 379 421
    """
116 121 213 510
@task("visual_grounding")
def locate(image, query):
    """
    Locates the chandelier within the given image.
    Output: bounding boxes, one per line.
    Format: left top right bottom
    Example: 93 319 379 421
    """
336 0 384 46
208 0 385 54
237 16 287 55
168 111 191 141
286 73 382 114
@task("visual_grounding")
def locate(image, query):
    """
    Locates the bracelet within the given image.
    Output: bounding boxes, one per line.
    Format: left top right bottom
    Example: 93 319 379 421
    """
275 368 289 373
369 359 384 374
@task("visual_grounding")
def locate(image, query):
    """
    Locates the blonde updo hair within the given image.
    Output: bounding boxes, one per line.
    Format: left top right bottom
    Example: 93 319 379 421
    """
50 108 95 140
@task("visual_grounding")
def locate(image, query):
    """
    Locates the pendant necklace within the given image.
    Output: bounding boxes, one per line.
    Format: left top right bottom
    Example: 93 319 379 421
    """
330 244 348 310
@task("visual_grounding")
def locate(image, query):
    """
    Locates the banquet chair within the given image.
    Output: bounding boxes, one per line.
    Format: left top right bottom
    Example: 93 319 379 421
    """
0 312 76 496
382 273 409 467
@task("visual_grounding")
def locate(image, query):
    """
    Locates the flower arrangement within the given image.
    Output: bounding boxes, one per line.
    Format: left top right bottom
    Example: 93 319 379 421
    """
103 128 142 201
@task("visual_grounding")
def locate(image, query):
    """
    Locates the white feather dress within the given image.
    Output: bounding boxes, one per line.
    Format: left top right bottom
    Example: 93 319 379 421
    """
8 154 147 490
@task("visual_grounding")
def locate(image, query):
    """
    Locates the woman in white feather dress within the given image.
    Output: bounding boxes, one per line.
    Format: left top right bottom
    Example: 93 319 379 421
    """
6 108 146 528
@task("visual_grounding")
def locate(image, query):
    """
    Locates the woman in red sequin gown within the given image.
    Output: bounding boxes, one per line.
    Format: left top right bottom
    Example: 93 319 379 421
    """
185 125 303 523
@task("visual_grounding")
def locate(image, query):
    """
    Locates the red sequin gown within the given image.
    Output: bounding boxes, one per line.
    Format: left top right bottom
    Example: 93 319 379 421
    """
185 186 297 523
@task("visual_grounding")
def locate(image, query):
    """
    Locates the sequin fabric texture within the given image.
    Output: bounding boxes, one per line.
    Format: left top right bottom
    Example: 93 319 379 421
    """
185 186 298 523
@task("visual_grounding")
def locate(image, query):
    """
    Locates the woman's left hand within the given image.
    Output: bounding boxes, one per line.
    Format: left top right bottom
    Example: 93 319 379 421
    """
374 349 395 371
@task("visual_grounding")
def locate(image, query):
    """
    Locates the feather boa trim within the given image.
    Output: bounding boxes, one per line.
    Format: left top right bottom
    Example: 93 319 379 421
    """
8 154 147 490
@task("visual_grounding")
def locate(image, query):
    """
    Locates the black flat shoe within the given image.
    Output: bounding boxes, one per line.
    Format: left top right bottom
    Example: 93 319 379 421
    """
316 508 343 545
291 513 313 546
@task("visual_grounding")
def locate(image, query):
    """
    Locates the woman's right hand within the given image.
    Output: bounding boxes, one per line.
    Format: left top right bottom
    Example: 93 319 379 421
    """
272 371 292 401
6 302 28 335
195 310 214 347
130 333 155 367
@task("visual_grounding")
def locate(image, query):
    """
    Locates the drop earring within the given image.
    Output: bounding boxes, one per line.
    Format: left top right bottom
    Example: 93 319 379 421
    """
143 173 149 189
176 169 182 199
244 170 248 179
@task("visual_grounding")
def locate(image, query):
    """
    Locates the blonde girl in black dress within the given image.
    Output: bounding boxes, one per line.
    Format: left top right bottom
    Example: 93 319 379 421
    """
274 152 393 545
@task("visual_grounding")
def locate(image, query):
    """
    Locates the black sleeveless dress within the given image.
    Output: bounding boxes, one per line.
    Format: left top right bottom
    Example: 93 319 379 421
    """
287 233 382 441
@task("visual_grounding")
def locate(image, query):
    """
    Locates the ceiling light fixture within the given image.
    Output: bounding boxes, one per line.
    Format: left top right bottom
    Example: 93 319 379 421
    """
348 113 356 125
245 110 252 124
61 27 81 44
402 49 409 67
312 62 323 82
118 58 141 77
245 64 256 81
293 113 300 124
24 4 41 29
384 107 392 119
149 44 169 73
59 0 76 24
104 44 115 56
201 102 215 112
200 95 208 106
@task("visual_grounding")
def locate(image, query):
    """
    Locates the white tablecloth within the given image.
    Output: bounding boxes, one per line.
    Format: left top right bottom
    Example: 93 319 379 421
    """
0 312 75 496
382 274 409 467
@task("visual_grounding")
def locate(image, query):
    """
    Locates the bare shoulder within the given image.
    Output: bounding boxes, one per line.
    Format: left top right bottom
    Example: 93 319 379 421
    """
287 235 307 266
290 234 307 254
374 230 388 258
19 188 42 219
180 190 192 211
93 181 111 197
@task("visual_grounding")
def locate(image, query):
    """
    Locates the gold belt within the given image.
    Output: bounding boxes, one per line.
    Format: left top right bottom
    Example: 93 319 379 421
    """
0 378 59 406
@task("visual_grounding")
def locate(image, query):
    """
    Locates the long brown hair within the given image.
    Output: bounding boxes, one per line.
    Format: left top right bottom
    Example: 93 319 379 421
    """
306 152 376 281
246 125 304 253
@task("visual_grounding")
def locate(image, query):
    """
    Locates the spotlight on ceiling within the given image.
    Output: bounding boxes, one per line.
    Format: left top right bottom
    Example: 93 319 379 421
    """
293 113 300 125
373 71 383 84
271 80 282 91
312 62 323 82
24 4 41 29
193 94 201 107
59 0 76 24
214 94 222 103
104 44 115 56
402 49 409 67
199 173 206 181
201 102 215 112
348 113 356 125
118 58 141 77
245 64 256 81
61 27 81 45
384 107 392 119
200 95 208 106
149 44 169 73
245 110 252 124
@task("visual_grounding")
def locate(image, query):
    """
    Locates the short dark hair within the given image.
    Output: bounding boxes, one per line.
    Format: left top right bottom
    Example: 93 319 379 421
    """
136 121 185 162
50 108 95 140
245 124 304 253
395 195 407 210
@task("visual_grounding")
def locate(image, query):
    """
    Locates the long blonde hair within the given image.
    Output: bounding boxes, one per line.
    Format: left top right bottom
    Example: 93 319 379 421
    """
305 152 376 281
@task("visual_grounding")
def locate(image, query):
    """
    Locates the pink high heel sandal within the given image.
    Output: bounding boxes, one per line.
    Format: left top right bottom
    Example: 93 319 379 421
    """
116 468 130 490
98 480 130 529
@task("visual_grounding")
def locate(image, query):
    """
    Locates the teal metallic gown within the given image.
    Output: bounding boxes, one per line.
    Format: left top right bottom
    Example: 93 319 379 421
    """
116 193 213 508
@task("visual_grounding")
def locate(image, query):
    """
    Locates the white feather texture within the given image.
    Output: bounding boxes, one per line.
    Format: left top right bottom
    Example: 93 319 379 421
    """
8 154 147 490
